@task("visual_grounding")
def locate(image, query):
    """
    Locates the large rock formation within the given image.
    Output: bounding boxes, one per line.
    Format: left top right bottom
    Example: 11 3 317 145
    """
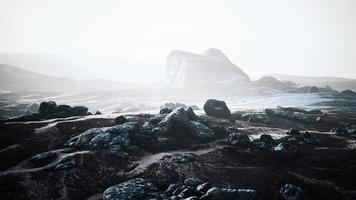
166 48 250 90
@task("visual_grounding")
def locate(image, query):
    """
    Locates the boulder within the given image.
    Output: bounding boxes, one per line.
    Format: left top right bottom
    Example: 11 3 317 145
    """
228 133 251 146
184 178 204 188
166 49 250 90
200 187 256 200
171 152 197 163
158 107 191 139
189 121 215 142
103 178 158 200
115 116 127 125
280 184 307 200
204 99 231 119
38 101 57 114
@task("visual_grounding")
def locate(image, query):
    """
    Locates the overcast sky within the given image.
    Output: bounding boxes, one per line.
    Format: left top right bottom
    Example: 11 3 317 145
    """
0 0 356 81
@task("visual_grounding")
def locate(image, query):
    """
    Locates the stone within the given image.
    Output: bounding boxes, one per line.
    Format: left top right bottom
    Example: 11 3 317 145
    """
204 99 231 119
160 107 173 114
189 121 215 142
200 187 256 200
288 128 300 135
186 107 197 121
228 133 251 146
115 116 127 125
280 184 307 200
184 178 204 188
158 107 191 139
171 152 197 163
103 178 158 200
38 101 57 114
166 49 250 90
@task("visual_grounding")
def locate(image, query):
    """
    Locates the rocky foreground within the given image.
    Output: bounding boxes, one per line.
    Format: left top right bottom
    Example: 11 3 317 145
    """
1 99 356 200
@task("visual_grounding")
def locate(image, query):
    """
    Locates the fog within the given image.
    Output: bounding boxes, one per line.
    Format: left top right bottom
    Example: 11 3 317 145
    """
1 0 356 82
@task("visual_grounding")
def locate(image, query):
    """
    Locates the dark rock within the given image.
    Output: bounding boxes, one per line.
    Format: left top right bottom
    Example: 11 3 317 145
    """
189 121 215 142
186 107 197 121
95 111 101 115
200 187 256 200
308 109 322 114
196 182 212 194
259 134 274 144
54 155 76 170
331 128 348 134
55 104 72 113
184 178 204 188
115 116 127 125
340 89 356 96
265 107 312 123
280 184 307 200
150 114 168 125
103 178 158 200
166 183 184 194
288 128 300 135
203 99 231 119
273 142 299 157
160 107 173 114
158 107 191 139
171 152 197 163
38 101 57 114
228 133 251 146
177 187 198 198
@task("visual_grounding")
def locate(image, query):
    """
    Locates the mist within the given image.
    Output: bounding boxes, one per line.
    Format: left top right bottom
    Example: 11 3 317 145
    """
1 0 356 82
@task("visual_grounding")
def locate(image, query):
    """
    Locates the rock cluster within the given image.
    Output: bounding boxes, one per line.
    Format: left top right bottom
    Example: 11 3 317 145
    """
103 177 257 200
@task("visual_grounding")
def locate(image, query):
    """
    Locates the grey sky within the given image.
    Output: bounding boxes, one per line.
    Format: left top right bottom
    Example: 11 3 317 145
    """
0 0 356 80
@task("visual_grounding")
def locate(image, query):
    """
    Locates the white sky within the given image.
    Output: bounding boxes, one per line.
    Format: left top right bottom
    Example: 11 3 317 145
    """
1 0 356 80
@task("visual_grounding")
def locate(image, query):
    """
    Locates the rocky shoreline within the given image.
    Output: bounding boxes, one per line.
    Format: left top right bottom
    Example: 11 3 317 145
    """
1 99 356 200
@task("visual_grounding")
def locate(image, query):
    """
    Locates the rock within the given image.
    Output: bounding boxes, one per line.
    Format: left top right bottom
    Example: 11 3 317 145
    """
67 106 88 116
339 89 356 97
38 101 57 114
265 107 312 123
259 134 274 144
308 109 322 114
287 128 300 135
166 49 250 90
160 107 173 114
95 111 101 115
228 133 251 146
55 104 72 113
26 103 39 112
67 128 105 148
171 152 197 163
273 142 299 157
103 178 158 200
115 116 127 125
196 182 212 193
177 187 198 198
161 102 188 110
280 184 308 200
331 128 348 134
189 121 215 142
150 114 168 125
204 99 231 119
158 107 191 139
200 187 256 200
54 154 76 170
255 76 298 91
184 178 204 188
186 107 197 121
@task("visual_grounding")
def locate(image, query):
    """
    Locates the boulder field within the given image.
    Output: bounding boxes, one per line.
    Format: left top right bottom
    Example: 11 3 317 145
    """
1 100 356 199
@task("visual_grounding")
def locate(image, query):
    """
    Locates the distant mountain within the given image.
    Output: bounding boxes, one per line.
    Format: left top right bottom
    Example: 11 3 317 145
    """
0 64 78 92
0 64 145 92
269 73 356 91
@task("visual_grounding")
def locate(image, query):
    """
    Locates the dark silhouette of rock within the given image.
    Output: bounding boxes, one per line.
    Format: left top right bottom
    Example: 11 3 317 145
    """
228 133 251 146
204 99 231 119
189 121 215 142
38 101 57 114
115 115 127 125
